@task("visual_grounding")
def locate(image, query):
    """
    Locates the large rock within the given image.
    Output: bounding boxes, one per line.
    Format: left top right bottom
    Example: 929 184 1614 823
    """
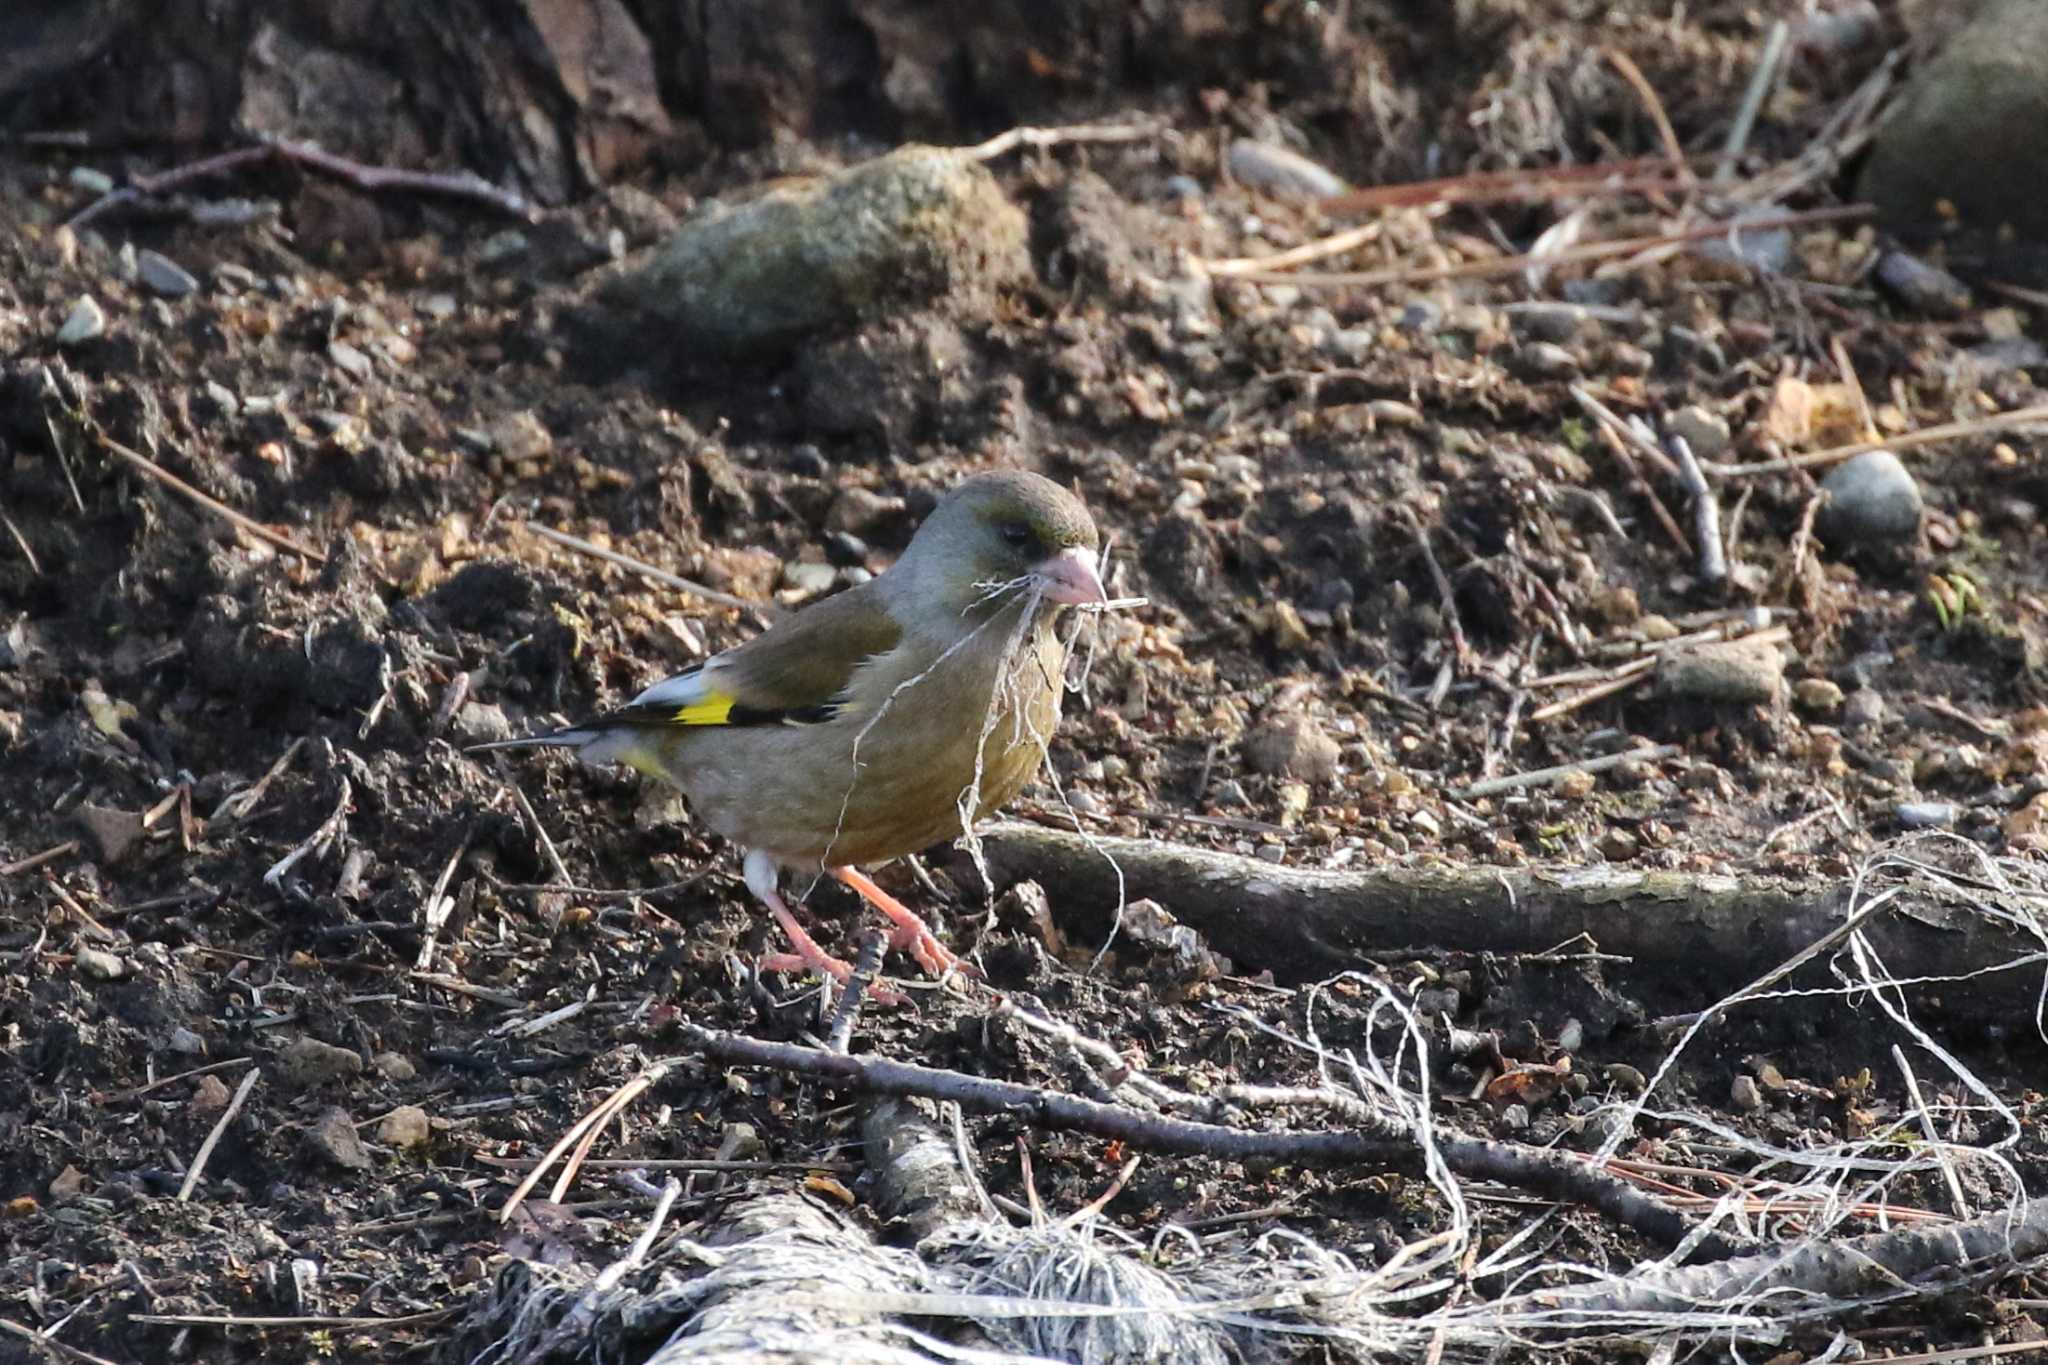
591 145 1028 360
1860 0 2048 241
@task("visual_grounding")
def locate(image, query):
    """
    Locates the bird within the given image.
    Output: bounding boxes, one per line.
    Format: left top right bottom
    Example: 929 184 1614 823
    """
478 469 1107 990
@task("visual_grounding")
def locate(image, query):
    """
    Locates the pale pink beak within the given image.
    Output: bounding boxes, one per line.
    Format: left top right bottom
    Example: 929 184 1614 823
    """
1032 545 1109 605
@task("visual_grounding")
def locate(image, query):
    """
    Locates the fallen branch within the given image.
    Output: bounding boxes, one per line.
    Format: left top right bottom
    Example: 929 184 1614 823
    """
682 1024 1745 1261
1705 402 2048 479
975 824 2048 1020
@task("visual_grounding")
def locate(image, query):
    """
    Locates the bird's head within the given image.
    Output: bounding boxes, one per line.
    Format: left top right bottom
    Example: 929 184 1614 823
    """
895 470 1106 619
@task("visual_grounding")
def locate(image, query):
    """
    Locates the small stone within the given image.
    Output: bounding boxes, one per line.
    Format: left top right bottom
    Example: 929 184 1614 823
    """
453 702 514 745
1597 828 1639 861
1512 341 1579 380
1841 688 1885 732
779 560 837 597
823 531 869 567
1499 1103 1531 1132
1121 898 1225 989
68 166 114 195
1667 405 1731 460
280 1036 364 1088
1875 251 1972 317
1553 769 1596 800
1792 678 1846 715
48 1165 87 1201
996 880 1061 953
1557 1019 1584 1053
487 410 553 463
1254 842 1286 863
1730 1074 1765 1111
1818 451 1922 551
308 1107 373 1171
75 803 144 863
74 947 128 982
136 249 199 299
1243 713 1340 783
168 1027 206 1055
717 1122 764 1162
371 1051 416 1082
1226 139 1346 199
212 261 259 294
1656 638 1785 705
1895 802 1959 830
477 229 530 266
327 338 373 382
377 1105 431 1150
55 295 105 346
1638 614 1680 642
1603 1064 1648 1095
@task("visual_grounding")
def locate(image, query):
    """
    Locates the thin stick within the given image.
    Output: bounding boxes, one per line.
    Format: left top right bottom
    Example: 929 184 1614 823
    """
1319 154 1706 214
967 118 1161 161
96 435 327 564
503 775 571 888
1202 220 1385 277
827 931 887 1053
97 1056 253 1103
1668 433 1726 587
0 1317 121 1365
1 841 79 877
1205 205 1869 289
1893 1044 1970 1220
526 523 766 618
179 1066 260 1200
0 505 39 574
1707 403 2048 479
1604 48 1690 189
413 834 470 971
127 1309 457 1331
1716 20 1791 184
1451 743 1679 800
261 778 350 890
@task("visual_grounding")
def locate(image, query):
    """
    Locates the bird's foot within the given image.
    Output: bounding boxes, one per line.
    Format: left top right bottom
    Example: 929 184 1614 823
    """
761 907 906 1004
832 866 982 982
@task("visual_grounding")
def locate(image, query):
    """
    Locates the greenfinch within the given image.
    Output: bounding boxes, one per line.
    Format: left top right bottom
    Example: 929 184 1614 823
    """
484 470 1106 985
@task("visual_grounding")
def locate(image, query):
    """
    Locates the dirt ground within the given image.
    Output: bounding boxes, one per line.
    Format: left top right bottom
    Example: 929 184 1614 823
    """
4 2 2048 1362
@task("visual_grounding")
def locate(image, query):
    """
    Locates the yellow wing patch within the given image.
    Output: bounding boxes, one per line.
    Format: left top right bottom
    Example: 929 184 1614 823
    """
670 693 737 726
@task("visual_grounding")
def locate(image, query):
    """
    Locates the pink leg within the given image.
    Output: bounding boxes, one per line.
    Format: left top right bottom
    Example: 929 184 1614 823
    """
746 851 903 1001
830 867 981 980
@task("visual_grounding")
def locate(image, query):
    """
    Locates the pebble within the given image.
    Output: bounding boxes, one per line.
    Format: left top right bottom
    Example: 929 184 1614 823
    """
779 560 837 596
212 261 259 294
487 410 553 462
1667 404 1731 460
1398 298 1442 333
454 702 514 744
1841 688 1885 732
1243 713 1340 783
168 1026 206 1055
136 249 199 298
1655 638 1785 704
1512 341 1578 379
1254 843 1286 863
1597 828 1639 862
327 338 373 382
1895 801 1959 830
1875 251 1971 317
372 1051 417 1082
823 531 869 567
68 166 114 195
1818 451 1922 550
1226 138 1346 199
280 1036 364 1088
377 1105 431 1149
1792 678 1845 715
55 295 105 346
1557 1018 1585 1053
1499 1103 1530 1132
477 229 530 267
308 1107 373 1171
1730 1075 1765 1111
74 946 128 981
1603 1064 1648 1095
827 486 906 535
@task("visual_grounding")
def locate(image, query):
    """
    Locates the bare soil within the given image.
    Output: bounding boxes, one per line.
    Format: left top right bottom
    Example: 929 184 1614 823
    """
4 2 2048 1361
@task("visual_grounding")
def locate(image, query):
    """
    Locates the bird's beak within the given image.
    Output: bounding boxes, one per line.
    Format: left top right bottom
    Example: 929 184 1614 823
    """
1031 545 1109 605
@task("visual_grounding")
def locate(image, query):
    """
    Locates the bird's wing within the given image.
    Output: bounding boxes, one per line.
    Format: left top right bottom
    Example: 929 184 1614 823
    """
601 582 904 729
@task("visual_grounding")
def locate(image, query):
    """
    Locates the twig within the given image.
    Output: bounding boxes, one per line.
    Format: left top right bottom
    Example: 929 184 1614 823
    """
70 135 533 228
1667 433 1726 587
827 932 887 1053
1716 20 1791 184
1201 220 1385 278
1 841 79 877
0 1317 121 1365
261 778 351 891
95 434 327 564
682 1023 1743 1260
1452 744 1679 800
1318 155 1706 215
526 523 768 620
0 504 40 574
212 738 305 823
474 1154 855 1175
1404 507 1469 677
1205 205 1869 289
1707 403 2048 479
1603 48 1690 191
966 118 1161 161
127 1309 458 1331
502 772 571 889
1572 387 1692 555
1893 1045 1970 1220
97 1056 253 1103
414 833 471 971
179 1066 260 1200
500 1066 670 1222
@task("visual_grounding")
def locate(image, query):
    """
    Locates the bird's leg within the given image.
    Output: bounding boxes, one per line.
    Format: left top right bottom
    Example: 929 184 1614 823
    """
829 866 981 980
744 849 861 986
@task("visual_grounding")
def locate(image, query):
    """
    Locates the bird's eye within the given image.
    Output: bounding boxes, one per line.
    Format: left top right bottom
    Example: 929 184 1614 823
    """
999 522 1034 549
